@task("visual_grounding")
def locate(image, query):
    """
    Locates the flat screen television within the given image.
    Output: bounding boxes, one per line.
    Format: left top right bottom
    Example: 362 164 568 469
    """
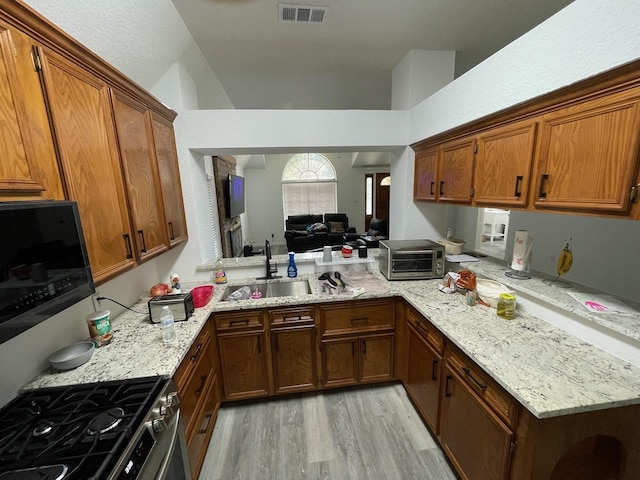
226 173 245 218
0 201 95 345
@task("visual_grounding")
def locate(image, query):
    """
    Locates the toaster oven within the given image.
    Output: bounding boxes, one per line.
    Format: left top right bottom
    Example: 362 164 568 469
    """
379 239 445 280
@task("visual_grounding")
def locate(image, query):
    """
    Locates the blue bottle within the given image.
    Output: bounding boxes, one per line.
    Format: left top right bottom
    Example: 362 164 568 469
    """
287 252 297 278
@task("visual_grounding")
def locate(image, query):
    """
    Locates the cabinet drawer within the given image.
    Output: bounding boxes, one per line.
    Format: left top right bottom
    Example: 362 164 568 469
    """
181 351 214 439
406 306 443 353
321 299 395 334
445 344 519 428
268 306 315 328
174 325 211 390
214 310 263 332
187 372 219 480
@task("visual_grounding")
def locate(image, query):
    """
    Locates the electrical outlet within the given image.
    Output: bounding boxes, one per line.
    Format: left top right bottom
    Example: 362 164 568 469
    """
91 292 102 311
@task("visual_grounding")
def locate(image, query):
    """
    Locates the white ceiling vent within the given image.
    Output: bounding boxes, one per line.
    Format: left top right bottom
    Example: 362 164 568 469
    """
279 3 328 24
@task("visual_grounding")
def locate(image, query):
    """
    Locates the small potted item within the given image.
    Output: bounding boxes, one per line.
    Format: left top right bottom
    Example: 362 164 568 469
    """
341 245 353 258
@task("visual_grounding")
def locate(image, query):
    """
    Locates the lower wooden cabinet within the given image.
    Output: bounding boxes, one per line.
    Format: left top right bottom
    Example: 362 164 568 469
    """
271 321 317 394
321 333 394 387
214 310 271 400
173 324 220 480
440 364 514 480
321 336 358 387
218 331 270 399
187 372 220 480
406 322 442 434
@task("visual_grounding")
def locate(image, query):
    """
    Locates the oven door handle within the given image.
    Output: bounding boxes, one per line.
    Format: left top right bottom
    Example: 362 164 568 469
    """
392 249 436 255
155 409 189 480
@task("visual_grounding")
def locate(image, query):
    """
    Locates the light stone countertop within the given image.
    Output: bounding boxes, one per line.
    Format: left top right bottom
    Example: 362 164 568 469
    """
460 258 640 342
22 261 640 420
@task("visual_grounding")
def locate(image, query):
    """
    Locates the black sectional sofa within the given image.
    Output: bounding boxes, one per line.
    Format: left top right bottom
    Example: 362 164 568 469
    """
284 213 356 252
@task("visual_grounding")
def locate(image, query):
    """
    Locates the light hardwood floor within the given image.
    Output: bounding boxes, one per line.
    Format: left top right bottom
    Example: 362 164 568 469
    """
198 383 458 479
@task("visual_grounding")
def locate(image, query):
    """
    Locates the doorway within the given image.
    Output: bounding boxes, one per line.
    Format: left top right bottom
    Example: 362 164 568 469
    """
365 172 390 231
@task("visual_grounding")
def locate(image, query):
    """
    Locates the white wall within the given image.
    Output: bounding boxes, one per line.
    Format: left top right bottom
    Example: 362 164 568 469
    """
408 0 640 144
392 50 456 110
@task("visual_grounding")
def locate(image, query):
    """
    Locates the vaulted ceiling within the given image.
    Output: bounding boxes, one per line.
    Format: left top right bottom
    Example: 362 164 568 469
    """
172 0 574 110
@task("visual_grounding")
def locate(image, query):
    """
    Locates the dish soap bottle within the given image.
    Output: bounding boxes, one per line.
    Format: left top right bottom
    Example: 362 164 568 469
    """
214 258 227 285
287 252 297 278
160 306 175 343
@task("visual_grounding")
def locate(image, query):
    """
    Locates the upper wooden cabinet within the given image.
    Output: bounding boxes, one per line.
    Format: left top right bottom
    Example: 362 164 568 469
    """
0 22 63 200
414 148 438 201
150 113 188 247
534 87 640 213
438 136 475 204
474 120 538 208
37 46 135 283
412 60 640 219
111 90 168 261
0 4 185 284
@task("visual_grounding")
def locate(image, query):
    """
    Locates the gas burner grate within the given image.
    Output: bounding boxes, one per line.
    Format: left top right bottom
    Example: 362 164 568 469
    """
0 377 165 480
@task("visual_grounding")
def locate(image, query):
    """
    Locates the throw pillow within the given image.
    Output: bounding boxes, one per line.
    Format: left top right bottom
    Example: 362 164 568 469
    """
307 222 327 232
329 221 345 233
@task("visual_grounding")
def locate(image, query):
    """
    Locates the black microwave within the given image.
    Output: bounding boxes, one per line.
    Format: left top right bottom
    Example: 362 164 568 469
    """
0 201 94 344
379 239 445 280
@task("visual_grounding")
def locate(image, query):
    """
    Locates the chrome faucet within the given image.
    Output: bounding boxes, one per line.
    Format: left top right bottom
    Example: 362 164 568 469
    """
258 239 280 280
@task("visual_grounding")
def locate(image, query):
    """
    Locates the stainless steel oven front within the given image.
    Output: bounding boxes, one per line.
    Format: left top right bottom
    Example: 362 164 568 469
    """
379 239 445 280
112 380 190 480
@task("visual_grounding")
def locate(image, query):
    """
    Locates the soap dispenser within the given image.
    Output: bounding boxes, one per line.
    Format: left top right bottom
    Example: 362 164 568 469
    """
287 252 298 278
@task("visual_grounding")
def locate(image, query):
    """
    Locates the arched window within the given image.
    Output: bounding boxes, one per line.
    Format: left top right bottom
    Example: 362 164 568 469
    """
282 153 337 217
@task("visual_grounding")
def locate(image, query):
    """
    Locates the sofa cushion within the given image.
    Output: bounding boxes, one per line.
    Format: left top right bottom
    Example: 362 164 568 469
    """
328 221 345 233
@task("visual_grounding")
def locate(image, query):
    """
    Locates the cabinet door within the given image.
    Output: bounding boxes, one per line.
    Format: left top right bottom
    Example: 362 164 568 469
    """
37 46 135 284
440 365 513 480
218 331 270 400
535 87 640 213
406 323 441 434
150 113 188 247
438 137 475 203
187 372 219 480
321 336 358 388
271 325 317 393
474 121 537 207
414 148 438 201
0 23 63 199
111 90 168 261
360 333 394 383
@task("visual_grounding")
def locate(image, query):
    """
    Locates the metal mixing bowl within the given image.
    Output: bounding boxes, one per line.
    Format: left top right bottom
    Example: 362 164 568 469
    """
48 341 95 370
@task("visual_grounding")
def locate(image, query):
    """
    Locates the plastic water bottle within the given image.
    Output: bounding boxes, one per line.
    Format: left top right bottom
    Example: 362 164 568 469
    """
160 306 175 343
287 252 297 278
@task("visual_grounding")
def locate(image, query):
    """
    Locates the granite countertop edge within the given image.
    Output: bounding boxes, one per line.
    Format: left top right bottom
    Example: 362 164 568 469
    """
22 266 640 421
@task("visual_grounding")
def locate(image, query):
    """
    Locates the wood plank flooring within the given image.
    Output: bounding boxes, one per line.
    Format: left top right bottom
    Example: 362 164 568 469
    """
198 383 457 479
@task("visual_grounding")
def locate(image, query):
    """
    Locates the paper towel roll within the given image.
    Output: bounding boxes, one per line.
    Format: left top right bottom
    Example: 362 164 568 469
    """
511 230 532 271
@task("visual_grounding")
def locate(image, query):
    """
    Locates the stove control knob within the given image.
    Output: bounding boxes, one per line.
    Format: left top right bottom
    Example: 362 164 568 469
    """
153 405 173 418
151 415 168 433
165 391 180 407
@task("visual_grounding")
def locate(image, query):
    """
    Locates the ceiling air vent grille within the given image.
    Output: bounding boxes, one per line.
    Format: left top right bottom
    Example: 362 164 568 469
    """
279 3 328 24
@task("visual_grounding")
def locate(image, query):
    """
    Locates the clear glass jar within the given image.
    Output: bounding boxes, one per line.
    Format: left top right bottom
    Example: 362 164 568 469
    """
496 293 516 319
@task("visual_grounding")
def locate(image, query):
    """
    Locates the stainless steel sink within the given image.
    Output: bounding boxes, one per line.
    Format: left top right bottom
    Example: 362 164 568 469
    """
222 279 311 301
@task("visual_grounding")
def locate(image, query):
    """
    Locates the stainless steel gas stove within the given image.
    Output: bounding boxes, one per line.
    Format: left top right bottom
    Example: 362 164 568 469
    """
0 376 189 480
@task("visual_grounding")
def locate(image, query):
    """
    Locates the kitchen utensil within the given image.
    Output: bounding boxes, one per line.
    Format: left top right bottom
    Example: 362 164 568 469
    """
190 285 214 308
318 272 337 286
48 341 95 370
